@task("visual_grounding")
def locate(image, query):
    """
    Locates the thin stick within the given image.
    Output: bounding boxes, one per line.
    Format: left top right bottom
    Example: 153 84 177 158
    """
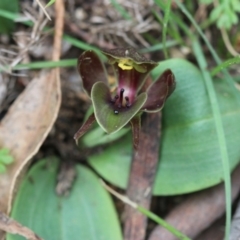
52 0 64 61
149 163 240 240
0 212 43 240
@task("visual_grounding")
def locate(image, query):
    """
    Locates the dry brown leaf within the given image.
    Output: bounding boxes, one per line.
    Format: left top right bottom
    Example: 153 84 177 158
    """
0 211 43 240
0 0 63 238
0 69 61 214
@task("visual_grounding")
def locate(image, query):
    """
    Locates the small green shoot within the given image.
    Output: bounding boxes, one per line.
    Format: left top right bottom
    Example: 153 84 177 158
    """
201 0 240 29
0 148 14 173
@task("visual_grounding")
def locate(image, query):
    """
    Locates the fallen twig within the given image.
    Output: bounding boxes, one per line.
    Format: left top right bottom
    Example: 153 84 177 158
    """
0 212 43 240
195 217 224 240
230 194 240 240
149 163 240 240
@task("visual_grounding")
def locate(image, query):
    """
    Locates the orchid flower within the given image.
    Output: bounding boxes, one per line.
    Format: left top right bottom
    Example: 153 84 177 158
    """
74 48 176 149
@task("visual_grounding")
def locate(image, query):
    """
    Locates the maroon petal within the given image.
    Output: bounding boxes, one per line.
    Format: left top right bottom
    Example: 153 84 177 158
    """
116 66 140 104
142 69 176 112
78 50 108 96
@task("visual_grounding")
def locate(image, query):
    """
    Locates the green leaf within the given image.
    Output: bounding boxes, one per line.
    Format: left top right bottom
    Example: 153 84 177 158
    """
0 0 19 34
92 81 147 134
210 5 223 22
231 0 240 11
88 59 240 195
217 14 231 29
8 158 122 240
228 10 238 24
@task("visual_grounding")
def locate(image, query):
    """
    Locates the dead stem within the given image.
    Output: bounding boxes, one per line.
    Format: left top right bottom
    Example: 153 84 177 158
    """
124 111 161 240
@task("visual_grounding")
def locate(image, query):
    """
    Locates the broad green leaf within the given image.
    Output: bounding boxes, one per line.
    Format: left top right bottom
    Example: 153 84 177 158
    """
88 59 240 195
92 81 147 134
7 158 122 240
0 0 19 34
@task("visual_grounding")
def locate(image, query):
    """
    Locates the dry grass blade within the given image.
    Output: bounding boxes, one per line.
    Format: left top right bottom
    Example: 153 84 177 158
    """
35 0 51 20
0 212 43 240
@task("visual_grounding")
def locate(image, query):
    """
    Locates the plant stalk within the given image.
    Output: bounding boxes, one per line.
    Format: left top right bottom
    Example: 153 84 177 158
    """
123 111 161 240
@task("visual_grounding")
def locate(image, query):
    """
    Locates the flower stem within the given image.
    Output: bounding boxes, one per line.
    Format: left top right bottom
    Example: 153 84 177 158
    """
124 111 161 240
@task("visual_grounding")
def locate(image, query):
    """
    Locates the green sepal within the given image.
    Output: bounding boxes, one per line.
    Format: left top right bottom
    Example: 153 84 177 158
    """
91 82 147 134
